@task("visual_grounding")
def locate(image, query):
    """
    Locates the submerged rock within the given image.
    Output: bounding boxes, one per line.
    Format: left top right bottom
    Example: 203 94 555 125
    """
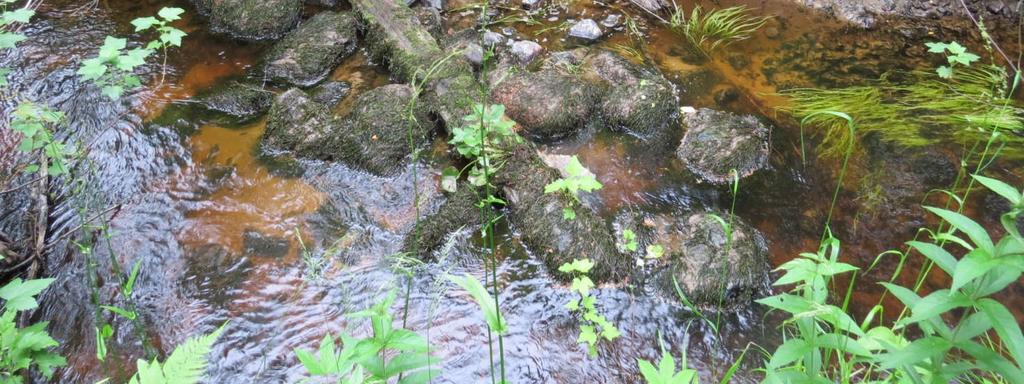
262 12 359 87
490 68 602 142
242 230 291 258
792 0 1018 27
309 81 352 106
630 0 671 13
194 80 273 123
677 109 770 185
191 0 302 41
644 212 770 306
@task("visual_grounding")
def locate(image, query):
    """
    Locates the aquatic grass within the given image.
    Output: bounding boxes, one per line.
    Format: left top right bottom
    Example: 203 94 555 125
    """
781 65 1024 160
647 3 769 57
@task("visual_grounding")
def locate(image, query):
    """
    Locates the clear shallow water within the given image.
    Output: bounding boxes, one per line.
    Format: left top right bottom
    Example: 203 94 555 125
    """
1 0 1021 383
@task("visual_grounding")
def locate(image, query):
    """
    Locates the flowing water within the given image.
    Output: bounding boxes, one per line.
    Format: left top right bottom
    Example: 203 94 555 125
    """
1 0 1022 383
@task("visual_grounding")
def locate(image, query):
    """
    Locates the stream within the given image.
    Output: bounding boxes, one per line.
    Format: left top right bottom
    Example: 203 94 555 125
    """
1 0 1022 383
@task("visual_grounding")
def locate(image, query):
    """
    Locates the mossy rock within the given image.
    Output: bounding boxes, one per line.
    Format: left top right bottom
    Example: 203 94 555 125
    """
262 12 359 87
425 73 479 129
193 80 273 124
402 183 483 257
263 88 336 155
494 142 627 283
490 68 602 142
309 81 352 107
644 212 770 307
323 84 433 175
677 109 771 185
580 50 679 139
192 0 302 41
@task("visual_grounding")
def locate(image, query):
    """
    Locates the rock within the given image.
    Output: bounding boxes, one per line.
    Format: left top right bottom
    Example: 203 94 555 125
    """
191 0 302 41
630 0 670 13
522 0 545 11
646 212 770 306
242 230 291 258
578 49 679 140
510 40 544 65
483 31 506 46
677 109 771 185
602 14 622 28
568 19 603 42
764 26 780 39
402 183 483 256
352 0 471 82
264 88 335 154
495 143 627 283
413 6 443 39
261 12 359 87
194 80 273 123
309 81 352 106
490 67 602 142
714 86 740 105
325 84 433 175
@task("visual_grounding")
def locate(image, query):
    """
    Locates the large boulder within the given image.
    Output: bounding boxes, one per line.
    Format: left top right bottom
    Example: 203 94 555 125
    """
490 68 602 142
677 109 771 185
191 0 303 41
793 0 1018 27
194 80 273 124
262 12 359 87
621 212 770 307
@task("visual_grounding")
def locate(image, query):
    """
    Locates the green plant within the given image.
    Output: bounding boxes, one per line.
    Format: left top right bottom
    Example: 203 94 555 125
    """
296 291 436 383
0 278 66 382
638 345 698 384
448 274 507 335
0 1 33 87
543 155 602 220
667 4 768 56
448 104 522 189
558 259 620 357
130 7 187 84
126 325 225 384
925 41 981 79
758 174 1024 383
619 229 638 252
9 102 72 176
78 7 188 100
781 43 1023 159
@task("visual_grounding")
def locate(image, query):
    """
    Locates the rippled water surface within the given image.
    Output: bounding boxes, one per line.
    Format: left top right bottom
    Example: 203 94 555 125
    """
2 0 1022 383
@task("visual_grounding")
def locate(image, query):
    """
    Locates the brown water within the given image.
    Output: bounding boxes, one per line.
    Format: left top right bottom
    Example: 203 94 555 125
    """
2 0 1022 383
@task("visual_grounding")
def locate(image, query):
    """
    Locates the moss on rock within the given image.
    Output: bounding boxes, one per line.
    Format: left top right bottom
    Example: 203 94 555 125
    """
194 80 273 124
490 68 603 142
261 12 359 87
192 0 302 41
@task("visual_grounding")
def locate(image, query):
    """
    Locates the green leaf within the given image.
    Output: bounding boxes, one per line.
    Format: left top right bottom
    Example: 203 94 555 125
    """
907 241 957 276
900 289 972 326
570 276 595 296
100 305 137 320
98 36 127 60
448 274 507 334
925 42 948 53
77 58 108 81
562 207 576 220
160 28 187 47
440 166 459 193
577 325 598 345
646 244 665 259
945 41 967 54
102 85 124 100
977 298 1024 368
936 66 953 79
157 7 185 21
3 8 34 24
951 248 998 292
924 206 994 253
972 174 1021 206
0 278 55 312
0 31 27 49
156 324 226 383
131 16 160 31
768 338 811 369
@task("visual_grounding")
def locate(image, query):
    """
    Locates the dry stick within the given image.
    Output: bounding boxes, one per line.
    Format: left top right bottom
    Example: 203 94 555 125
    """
16 151 49 328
